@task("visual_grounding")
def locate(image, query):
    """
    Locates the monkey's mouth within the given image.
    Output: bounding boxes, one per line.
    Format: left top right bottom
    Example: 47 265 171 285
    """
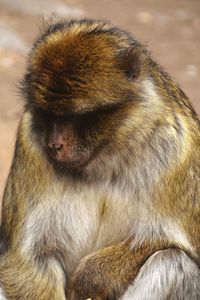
46 138 108 174
47 147 91 171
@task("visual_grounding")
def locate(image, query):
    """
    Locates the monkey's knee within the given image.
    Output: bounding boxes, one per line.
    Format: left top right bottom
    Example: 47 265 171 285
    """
120 248 200 300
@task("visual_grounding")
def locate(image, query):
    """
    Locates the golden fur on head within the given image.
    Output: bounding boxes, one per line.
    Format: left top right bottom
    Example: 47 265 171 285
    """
23 19 147 114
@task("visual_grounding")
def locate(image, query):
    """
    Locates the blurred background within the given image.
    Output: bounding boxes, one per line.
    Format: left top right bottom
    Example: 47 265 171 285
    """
0 0 200 198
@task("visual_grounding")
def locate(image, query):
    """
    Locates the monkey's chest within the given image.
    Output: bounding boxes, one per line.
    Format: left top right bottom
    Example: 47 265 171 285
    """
22 190 134 273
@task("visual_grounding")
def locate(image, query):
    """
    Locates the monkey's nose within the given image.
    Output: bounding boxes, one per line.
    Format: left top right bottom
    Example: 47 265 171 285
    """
48 141 63 153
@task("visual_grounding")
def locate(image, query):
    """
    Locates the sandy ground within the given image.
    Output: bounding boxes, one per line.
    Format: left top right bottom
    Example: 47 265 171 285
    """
0 0 200 199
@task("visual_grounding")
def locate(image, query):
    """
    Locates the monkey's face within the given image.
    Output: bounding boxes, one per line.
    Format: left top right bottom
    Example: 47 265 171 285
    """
32 105 123 171
23 21 143 173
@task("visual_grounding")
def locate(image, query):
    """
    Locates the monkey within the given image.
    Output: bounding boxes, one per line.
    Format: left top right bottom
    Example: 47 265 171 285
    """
0 18 200 300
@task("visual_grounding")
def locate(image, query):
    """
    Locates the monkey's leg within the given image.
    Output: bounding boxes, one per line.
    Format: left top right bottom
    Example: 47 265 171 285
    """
120 248 200 300
68 239 176 300
0 251 66 300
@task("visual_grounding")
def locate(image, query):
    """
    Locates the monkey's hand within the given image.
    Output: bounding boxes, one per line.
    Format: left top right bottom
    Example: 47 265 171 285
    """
67 246 117 300
67 241 133 300
68 239 173 300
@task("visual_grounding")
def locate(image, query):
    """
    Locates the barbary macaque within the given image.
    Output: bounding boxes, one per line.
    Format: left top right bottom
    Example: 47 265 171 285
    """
0 19 200 300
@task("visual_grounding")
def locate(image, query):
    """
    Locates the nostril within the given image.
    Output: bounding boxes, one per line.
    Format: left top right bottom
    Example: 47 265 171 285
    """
53 143 63 151
48 142 63 153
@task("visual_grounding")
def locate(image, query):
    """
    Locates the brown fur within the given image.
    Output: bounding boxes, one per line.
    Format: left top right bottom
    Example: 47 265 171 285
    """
0 19 199 300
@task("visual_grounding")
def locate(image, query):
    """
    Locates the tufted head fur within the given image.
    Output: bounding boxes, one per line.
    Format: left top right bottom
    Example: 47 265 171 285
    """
22 19 149 114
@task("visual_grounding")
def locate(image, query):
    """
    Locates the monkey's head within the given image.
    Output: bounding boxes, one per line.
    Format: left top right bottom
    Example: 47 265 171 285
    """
22 19 150 176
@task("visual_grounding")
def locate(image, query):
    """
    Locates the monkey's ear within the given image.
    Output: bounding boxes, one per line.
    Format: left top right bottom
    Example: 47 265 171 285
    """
118 48 141 80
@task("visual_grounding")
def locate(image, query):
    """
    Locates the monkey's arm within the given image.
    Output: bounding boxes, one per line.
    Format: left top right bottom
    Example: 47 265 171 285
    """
0 196 66 300
0 199 66 300
68 239 175 300
0 137 66 300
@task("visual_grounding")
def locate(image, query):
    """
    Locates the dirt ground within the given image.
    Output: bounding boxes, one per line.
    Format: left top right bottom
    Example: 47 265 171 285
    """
0 0 200 198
